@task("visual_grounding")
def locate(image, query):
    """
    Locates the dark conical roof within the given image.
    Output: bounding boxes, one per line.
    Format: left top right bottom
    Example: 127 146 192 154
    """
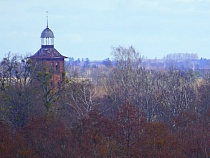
41 27 54 38
30 47 67 59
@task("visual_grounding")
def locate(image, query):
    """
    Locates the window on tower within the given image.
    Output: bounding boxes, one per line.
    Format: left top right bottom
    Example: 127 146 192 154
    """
56 62 59 72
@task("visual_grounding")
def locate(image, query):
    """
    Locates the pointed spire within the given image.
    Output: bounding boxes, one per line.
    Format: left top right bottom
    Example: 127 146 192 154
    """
46 11 48 28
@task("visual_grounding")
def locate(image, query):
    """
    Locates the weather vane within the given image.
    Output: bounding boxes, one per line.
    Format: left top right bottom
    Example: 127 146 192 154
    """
46 11 48 28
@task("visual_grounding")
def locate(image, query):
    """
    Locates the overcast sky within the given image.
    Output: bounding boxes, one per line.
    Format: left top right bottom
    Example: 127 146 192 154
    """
1 0 210 60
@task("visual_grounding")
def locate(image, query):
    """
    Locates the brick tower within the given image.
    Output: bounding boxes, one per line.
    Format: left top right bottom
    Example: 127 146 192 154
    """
30 21 67 86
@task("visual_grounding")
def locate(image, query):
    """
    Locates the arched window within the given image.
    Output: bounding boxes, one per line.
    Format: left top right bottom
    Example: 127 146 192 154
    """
55 62 59 71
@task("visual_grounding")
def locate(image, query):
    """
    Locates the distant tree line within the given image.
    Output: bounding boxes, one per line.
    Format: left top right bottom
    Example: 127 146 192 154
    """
164 53 199 61
67 52 210 75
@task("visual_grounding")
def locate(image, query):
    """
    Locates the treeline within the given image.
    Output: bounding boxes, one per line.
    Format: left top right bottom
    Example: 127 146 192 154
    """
67 52 210 73
0 47 210 157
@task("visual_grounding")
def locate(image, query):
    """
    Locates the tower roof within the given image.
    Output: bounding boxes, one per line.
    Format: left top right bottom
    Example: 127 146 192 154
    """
41 27 54 38
30 47 67 59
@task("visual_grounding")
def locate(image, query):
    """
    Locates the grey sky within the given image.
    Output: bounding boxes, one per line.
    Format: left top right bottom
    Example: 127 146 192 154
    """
1 0 210 60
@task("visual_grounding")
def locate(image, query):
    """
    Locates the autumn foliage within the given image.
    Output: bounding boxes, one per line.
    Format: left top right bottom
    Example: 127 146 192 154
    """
1 104 210 157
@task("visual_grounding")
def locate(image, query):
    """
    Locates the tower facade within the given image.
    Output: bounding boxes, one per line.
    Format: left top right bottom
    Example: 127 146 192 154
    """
30 25 67 86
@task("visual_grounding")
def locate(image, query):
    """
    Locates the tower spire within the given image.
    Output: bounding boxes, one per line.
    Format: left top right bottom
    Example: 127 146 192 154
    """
46 11 48 28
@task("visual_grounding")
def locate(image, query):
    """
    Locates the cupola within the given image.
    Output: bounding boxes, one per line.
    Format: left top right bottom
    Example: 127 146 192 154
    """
41 14 54 48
